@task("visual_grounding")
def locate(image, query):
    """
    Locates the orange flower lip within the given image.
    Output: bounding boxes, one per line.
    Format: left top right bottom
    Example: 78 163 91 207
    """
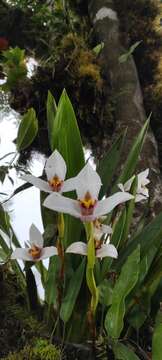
48 175 63 192
79 191 97 216
28 245 41 260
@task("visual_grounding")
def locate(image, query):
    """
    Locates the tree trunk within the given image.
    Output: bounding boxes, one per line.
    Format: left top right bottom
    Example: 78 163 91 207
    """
88 0 162 216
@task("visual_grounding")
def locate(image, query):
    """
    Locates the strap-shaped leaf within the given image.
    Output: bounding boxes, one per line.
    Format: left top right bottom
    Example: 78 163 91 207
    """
119 177 137 249
48 89 85 248
0 203 10 235
45 256 60 307
17 108 38 151
101 209 126 279
105 246 140 339
117 212 162 269
60 258 85 323
47 90 57 150
113 342 140 359
118 117 150 184
51 89 85 177
97 131 126 199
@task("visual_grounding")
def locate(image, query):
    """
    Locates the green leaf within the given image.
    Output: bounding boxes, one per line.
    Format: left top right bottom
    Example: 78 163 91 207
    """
118 53 129 64
60 259 85 323
101 209 126 279
105 246 140 339
47 90 57 150
118 117 150 184
51 89 85 177
118 41 142 64
16 108 38 151
98 279 113 306
117 212 162 269
0 247 6 261
0 203 10 235
113 342 140 359
92 42 104 55
45 256 60 307
26 267 40 311
152 307 162 360
97 132 126 199
50 89 85 247
120 176 138 248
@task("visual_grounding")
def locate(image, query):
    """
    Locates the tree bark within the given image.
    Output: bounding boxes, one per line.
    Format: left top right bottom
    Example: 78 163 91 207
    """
88 0 162 216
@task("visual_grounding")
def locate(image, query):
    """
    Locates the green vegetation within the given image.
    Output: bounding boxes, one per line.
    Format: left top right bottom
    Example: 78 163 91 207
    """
3 339 61 360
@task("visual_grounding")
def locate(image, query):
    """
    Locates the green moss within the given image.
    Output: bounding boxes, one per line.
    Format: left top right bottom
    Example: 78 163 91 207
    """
0 266 48 358
3 339 61 360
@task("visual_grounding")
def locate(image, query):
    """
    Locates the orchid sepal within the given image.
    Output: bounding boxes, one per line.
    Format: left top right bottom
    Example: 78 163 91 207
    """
11 224 58 262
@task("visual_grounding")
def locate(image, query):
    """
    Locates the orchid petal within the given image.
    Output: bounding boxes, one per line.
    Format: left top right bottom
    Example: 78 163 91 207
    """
94 224 112 241
29 224 44 248
61 176 77 193
123 176 135 191
66 242 87 255
21 174 51 192
94 228 104 241
96 244 118 258
140 187 149 197
135 194 148 203
94 192 134 217
118 183 125 192
101 224 113 234
75 163 102 199
40 246 58 260
11 248 33 261
45 150 66 181
138 168 149 184
43 193 81 218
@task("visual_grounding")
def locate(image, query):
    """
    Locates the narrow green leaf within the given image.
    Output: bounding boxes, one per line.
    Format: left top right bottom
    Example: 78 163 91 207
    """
0 204 10 235
98 279 113 306
50 89 85 247
118 117 150 184
97 132 126 199
152 307 162 360
101 209 126 279
0 247 6 261
51 89 85 177
113 342 140 360
60 259 85 323
47 90 57 150
120 177 137 249
45 256 60 307
105 246 140 339
117 212 162 269
26 267 40 311
17 108 38 151
92 42 104 55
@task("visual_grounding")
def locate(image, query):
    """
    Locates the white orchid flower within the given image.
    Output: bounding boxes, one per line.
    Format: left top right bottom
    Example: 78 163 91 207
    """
43 163 134 222
21 149 76 193
11 224 58 261
66 219 116 258
66 241 117 259
118 169 150 203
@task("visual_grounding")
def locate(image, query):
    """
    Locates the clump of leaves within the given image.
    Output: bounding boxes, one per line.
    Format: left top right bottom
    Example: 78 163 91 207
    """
1 47 27 91
3 339 61 360
61 33 103 89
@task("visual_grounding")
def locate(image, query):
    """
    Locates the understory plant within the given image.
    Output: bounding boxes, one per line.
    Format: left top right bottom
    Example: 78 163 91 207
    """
1 89 162 359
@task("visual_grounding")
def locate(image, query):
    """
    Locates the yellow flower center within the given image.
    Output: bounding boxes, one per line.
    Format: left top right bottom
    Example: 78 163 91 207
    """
28 245 41 260
48 175 63 192
79 191 97 216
